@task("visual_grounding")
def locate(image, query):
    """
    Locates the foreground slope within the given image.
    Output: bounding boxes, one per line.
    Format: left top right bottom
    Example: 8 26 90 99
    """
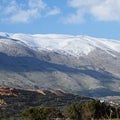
0 32 120 98
0 86 92 119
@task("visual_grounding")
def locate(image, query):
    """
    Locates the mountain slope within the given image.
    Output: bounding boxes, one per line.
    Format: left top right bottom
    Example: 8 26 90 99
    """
0 32 120 98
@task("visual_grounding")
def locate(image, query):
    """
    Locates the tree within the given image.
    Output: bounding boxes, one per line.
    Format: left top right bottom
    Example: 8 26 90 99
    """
64 101 95 120
82 101 95 120
64 104 81 120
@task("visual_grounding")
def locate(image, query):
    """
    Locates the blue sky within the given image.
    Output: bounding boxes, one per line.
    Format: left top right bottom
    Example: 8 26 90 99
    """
0 0 120 39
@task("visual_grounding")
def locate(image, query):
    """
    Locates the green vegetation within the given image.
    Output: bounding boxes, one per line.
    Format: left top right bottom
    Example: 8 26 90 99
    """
0 87 92 119
22 101 120 120
22 107 63 120
63 100 120 120
0 87 119 120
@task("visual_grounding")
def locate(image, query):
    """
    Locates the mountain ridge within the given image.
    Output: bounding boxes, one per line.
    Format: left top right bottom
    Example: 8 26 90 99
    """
1 32 120 57
0 32 120 99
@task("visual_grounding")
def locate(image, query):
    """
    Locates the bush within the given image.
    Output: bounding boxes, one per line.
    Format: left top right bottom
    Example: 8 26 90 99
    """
22 107 63 120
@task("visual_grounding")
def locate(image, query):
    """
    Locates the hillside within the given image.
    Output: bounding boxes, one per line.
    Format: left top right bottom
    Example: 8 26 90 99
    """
0 86 93 119
0 32 120 99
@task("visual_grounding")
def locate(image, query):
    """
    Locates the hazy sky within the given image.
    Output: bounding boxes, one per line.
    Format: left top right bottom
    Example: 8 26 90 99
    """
0 0 120 39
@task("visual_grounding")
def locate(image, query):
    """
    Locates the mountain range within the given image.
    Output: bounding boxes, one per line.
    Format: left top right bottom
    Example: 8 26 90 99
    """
0 32 120 99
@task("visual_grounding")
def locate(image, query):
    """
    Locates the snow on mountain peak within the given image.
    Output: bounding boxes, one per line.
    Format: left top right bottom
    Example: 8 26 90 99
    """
0 32 120 57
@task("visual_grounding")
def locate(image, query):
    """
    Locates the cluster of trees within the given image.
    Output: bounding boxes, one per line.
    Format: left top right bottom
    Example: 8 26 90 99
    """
22 100 120 120
64 100 120 120
22 107 63 120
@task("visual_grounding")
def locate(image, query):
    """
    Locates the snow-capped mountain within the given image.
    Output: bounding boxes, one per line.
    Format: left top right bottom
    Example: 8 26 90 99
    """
1 32 120 57
0 32 120 98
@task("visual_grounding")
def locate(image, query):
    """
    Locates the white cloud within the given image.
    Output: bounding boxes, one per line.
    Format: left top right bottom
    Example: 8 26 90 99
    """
9 9 39 23
64 0 120 23
68 0 101 8
45 6 61 16
3 0 18 14
62 9 84 24
91 0 120 21
28 0 46 10
0 0 60 23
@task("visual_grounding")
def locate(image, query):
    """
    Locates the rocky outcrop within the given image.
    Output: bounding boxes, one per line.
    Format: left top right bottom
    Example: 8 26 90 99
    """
0 86 17 96
0 99 7 105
